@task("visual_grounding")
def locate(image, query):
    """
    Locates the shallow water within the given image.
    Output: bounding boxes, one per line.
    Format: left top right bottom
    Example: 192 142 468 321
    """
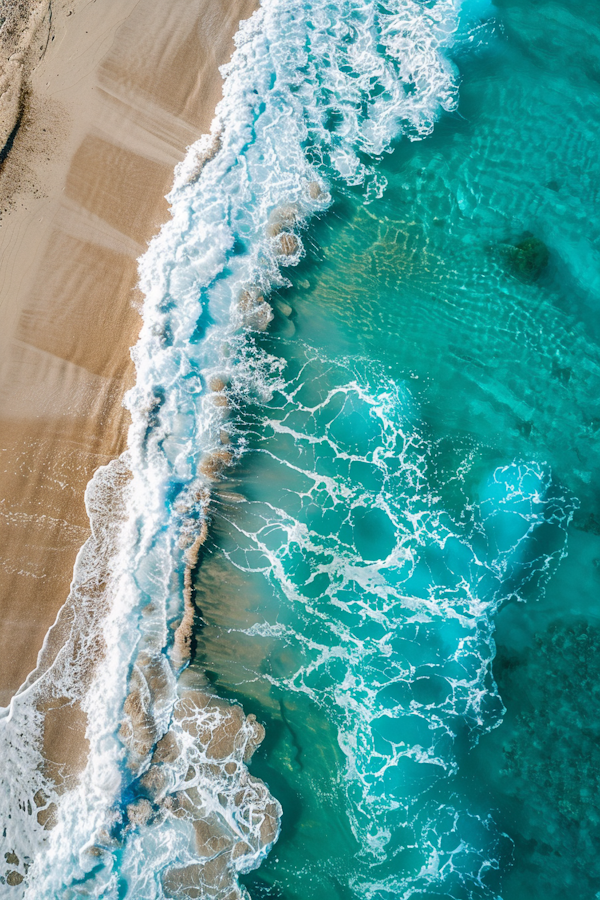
187 0 600 897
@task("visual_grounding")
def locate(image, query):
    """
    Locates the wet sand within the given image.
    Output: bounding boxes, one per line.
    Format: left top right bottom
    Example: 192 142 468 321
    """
0 0 257 709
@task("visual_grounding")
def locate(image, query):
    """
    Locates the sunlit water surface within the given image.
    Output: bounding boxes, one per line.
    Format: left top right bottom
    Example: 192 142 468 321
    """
189 0 600 897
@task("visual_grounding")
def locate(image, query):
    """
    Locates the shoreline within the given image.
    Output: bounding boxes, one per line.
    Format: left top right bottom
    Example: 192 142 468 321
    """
0 0 257 713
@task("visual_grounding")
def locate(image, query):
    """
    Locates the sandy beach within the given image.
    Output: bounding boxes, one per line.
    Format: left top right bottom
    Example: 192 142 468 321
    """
0 0 257 713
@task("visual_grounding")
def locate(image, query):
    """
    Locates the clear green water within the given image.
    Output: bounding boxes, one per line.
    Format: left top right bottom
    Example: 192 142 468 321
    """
190 0 600 896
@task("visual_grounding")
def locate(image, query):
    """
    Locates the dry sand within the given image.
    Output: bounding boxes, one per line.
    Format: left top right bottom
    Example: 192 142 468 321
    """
0 0 257 709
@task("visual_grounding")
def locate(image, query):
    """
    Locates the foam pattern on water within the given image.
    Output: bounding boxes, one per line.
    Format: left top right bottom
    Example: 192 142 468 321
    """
221 347 575 894
0 0 469 895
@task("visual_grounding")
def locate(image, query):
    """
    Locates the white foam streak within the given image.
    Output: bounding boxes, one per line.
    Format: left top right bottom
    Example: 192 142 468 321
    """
220 350 575 887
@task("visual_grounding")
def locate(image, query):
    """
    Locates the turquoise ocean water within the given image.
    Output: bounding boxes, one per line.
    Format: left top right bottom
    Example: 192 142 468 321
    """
2 0 600 896
188 0 600 898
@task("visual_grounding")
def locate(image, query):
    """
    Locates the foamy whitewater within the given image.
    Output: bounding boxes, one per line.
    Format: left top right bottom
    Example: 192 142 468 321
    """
0 0 577 896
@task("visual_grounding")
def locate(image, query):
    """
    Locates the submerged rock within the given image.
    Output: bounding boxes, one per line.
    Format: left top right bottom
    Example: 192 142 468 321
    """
162 859 239 900
173 525 209 668
120 653 177 770
275 232 299 257
36 802 57 830
120 679 159 767
215 490 246 504
152 730 181 765
210 392 230 410
208 375 227 393
238 289 273 332
274 298 292 317
126 798 154 828
500 234 549 282
160 690 281 899
140 764 170 802
198 449 234 480
266 203 298 237
308 180 322 200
